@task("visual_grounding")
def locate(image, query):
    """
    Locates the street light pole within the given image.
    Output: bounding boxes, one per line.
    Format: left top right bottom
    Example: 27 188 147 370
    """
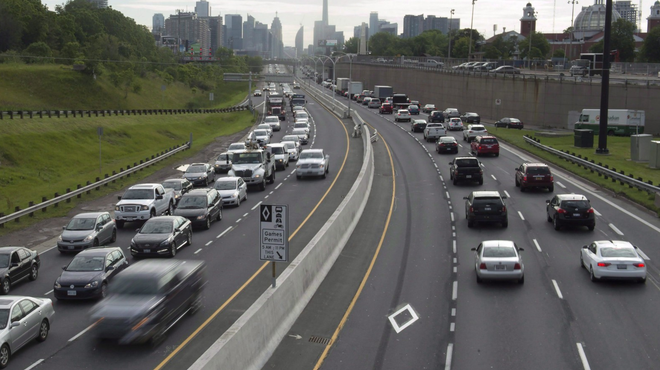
333 51 355 118
318 55 337 112
448 9 455 60
568 0 578 60
468 0 477 61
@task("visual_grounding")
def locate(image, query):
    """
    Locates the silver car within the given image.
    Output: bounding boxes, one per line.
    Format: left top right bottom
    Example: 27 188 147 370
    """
227 142 247 153
291 128 309 145
213 177 248 207
257 123 273 137
282 135 302 151
472 240 525 284
213 152 232 174
264 116 281 131
0 296 54 368
252 129 271 145
282 141 299 161
57 212 117 253
267 143 290 170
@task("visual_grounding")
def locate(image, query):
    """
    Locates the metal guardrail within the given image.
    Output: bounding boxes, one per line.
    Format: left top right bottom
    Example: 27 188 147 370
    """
523 135 660 194
0 141 191 227
0 106 249 120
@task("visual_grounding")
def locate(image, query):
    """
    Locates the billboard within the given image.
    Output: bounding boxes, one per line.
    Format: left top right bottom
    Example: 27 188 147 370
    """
317 39 338 47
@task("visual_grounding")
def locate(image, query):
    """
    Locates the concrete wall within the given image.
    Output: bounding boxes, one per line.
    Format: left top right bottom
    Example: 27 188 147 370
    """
336 63 660 134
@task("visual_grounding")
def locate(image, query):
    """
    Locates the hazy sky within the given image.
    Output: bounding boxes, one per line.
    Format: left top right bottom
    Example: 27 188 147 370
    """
41 0 643 48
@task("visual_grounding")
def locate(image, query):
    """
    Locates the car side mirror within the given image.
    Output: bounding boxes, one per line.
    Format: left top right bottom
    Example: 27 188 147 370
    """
156 194 163 200
62 226 66 230
518 248 525 251
470 248 476 251
117 196 122 201
10 322 20 328
136 228 141 232
449 162 453 165
96 224 103 231
463 197 468 200
106 266 115 272
582 245 588 249
501 196 507 199
62 265 67 270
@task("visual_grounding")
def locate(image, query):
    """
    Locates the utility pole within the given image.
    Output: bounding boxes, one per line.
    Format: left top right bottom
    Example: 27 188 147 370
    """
448 9 455 60
468 0 477 61
597 0 613 154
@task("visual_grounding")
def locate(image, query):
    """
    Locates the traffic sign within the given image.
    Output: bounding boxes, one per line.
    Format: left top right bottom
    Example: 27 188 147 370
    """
260 204 289 261
495 99 502 106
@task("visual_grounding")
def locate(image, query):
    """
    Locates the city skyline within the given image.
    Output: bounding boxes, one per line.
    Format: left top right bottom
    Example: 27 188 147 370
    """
40 0 650 49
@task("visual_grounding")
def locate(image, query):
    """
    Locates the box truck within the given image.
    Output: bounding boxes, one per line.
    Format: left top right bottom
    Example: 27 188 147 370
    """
336 78 350 93
373 85 393 100
574 109 645 136
348 81 363 99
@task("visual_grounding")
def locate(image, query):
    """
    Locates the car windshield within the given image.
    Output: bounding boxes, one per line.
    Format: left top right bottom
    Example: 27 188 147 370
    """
282 136 298 142
271 147 285 154
163 181 182 191
216 154 229 162
0 255 9 269
255 130 268 136
233 153 262 164
472 126 486 131
473 197 503 206
297 113 308 118
140 220 173 234
440 137 456 143
215 181 237 190
450 119 461 123
480 138 498 144
527 167 550 175
122 189 153 200
258 125 270 130
186 165 206 174
561 200 590 209
510 118 521 123
66 218 96 231
398 111 408 114
294 123 307 129
67 256 105 271
300 152 323 160
228 144 244 150
110 276 159 295
456 159 479 166
283 143 295 150
483 246 517 258
292 129 306 135
177 196 206 209
265 117 279 123
600 247 637 258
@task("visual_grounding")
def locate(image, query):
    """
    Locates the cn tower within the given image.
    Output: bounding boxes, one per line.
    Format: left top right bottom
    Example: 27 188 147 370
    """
322 0 328 25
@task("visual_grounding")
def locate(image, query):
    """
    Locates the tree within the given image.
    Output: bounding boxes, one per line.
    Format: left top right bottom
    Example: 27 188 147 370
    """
452 37 470 59
518 32 551 60
588 18 636 62
24 41 52 63
486 35 518 60
369 32 399 55
640 26 660 62
343 37 358 53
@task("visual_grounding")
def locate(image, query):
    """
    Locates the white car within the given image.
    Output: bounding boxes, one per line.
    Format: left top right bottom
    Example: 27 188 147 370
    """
257 123 273 137
394 109 411 122
252 129 270 145
295 111 309 121
463 124 488 142
581 240 647 283
253 89 262 97
293 122 310 134
264 116 281 131
227 142 247 153
282 135 303 150
292 106 305 117
267 143 290 170
213 177 247 207
281 141 299 161
472 240 525 284
291 128 309 145
447 117 464 131
296 149 330 179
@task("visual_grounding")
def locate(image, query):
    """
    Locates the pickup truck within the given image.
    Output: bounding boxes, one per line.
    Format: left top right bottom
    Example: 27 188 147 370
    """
296 149 330 179
114 184 175 228
449 157 484 185
423 122 447 142
228 147 276 191
90 259 206 345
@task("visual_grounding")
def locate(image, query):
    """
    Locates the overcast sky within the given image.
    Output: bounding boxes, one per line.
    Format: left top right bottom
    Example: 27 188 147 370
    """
41 0 643 48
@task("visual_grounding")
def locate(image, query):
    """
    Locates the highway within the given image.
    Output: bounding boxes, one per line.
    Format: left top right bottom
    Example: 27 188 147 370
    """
271 76 660 370
3 72 364 370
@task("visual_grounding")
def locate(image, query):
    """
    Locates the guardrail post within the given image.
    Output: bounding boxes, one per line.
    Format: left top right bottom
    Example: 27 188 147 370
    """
95 177 100 190
104 174 109 186
64 111 68 118
126 165 130 177
86 181 91 194
55 192 60 207
42 197 47 212
29 111 33 118
112 171 116 183
56 111 60 118
8 112 12 119
19 111 23 119
14 207 20 222
28 201 34 217
0 213 3 228
72 111 76 118
77 184 82 198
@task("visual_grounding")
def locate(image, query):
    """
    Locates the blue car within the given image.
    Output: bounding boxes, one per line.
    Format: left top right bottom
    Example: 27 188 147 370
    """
408 105 420 115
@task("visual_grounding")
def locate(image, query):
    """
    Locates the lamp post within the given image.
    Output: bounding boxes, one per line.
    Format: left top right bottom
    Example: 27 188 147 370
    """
318 55 338 112
468 0 477 61
448 9 455 60
567 0 578 60
333 51 356 118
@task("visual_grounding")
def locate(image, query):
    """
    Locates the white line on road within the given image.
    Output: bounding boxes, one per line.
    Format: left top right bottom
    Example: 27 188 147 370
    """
205 241 212 246
446 191 450 198
434 163 438 168
194 249 202 254
504 190 511 198
444 343 454 370
243 213 249 217
452 281 458 300
533 239 542 252
450 323 455 332
269 191 274 195
453 266 457 273
451 308 456 316
636 247 650 260
552 279 564 299
576 343 592 370
453 240 457 254
236 218 242 223
40 245 58 255
217 226 233 239
557 181 567 188
69 324 94 342
450 212 455 222
264 195 269 199
251 201 262 211
593 208 602 216
453 258 457 264
609 223 624 236
518 211 525 221
44 290 53 296
275 183 282 189
24 359 44 370
491 174 497 181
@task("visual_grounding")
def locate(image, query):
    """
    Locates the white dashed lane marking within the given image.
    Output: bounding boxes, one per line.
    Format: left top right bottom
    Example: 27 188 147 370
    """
609 223 624 236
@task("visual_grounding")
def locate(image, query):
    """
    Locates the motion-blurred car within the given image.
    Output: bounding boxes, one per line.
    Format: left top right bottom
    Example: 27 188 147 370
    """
490 65 521 74
428 111 444 123
436 136 459 154
257 124 273 137
0 247 40 295
162 179 193 205
495 117 524 129
264 116 281 131
464 191 508 228
569 65 588 76
546 194 595 231
227 142 247 153
461 112 481 124
282 135 304 148
57 212 116 253
252 129 271 146
580 240 646 282
183 163 215 187
368 98 381 108
213 153 232 174
411 119 428 133
0 296 54 368
267 143 290 170
447 117 464 131
443 108 460 120
408 105 420 115
422 104 436 113
129 216 192 258
291 128 309 145
253 89 262 96
296 149 330 179
54 247 128 300
471 240 524 284
213 177 248 207
379 103 393 114
173 189 222 230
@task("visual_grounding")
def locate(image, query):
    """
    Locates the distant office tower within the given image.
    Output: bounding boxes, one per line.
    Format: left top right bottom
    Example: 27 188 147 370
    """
380 23 398 36
164 12 211 54
243 15 255 50
271 14 283 58
614 1 639 30
254 22 269 54
225 14 243 49
87 0 107 8
153 14 165 34
195 0 209 18
314 20 325 53
403 14 424 38
323 0 329 25
295 26 304 58
369 12 378 38
209 16 223 51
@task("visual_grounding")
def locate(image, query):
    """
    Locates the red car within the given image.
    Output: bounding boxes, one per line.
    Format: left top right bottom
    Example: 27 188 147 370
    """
515 162 554 192
470 136 500 157
379 103 393 114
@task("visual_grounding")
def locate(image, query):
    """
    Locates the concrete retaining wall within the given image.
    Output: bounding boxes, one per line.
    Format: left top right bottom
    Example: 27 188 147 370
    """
189 102 374 370
336 63 660 134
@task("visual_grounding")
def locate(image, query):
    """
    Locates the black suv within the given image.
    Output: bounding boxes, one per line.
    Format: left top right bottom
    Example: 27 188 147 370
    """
450 157 483 185
173 188 223 229
515 162 554 192
464 191 508 228
428 111 445 123
546 194 595 231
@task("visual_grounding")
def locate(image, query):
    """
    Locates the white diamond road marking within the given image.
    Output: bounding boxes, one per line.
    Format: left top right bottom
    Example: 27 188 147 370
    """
387 304 420 334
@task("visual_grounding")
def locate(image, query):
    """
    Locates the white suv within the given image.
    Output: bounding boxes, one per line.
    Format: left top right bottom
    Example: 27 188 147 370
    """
394 109 411 122
463 124 488 142
447 117 464 131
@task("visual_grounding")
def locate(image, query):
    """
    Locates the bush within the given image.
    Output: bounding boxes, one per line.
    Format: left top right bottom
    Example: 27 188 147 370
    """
132 82 142 94
24 42 52 64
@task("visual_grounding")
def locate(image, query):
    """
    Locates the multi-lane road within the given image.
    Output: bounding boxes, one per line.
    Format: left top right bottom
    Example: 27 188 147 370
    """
267 75 660 370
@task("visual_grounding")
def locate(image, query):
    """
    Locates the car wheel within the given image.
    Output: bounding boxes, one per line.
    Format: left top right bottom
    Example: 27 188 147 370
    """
0 280 9 295
590 267 598 282
515 178 520 187
237 196 241 207
270 171 276 184
218 209 223 221
495 153 499 157
0 344 10 369
580 254 585 269
467 220 474 228
502 220 508 228
478 178 483 185
116 220 125 229
518 276 525 284
100 283 108 299
453 178 458 185
205 217 211 230
476 274 483 284
150 209 156 219
553 216 561 231
547 213 552 222
168 202 174 215
260 179 267 191
111 229 117 243
170 243 177 258
187 231 192 246
588 223 595 231
520 185 526 192
93 239 99 248
29 265 38 281
548 185 554 192
639 277 647 284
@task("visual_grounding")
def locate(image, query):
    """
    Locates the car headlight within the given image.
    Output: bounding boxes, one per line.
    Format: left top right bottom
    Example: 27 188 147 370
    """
84 234 94 242
115 206 120 211
254 174 261 178
198 176 204 180
54 281 61 289
160 238 173 246
196 214 207 220
296 165 301 169
58 235 63 241
130 240 136 247
175 194 181 199
140 205 149 211
233 191 239 198
85 281 99 289
278 159 283 162
319 164 324 168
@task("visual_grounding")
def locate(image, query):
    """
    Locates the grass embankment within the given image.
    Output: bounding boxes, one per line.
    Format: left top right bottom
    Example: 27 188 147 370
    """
488 127 660 214
0 111 255 236
0 64 248 111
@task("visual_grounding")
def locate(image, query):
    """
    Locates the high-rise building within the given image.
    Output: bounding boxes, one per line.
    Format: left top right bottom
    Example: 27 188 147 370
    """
164 12 211 55
369 12 378 39
243 15 255 50
359 22 368 54
403 14 424 38
314 20 325 54
87 0 107 8
323 0 329 25
380 23 398 36
295 26 304 58
209 16 223 52
271 14 283 58
225 14 243 49
153 14 165 34
195 0 209 18
253 22 269 55
614 1 639 30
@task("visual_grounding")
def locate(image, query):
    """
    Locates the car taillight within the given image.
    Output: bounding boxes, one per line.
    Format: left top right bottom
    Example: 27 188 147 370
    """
597 262 611 267
502 206 506 213
587 208 594 214
439 143 445 146
479 170 483 175
513 263 521 270
469 206 474 213
550 175 554 181
454 171 458 176
633 263 645 268
478 145 483 150
557 208 567 214
479 263 487 270
523 176 527 182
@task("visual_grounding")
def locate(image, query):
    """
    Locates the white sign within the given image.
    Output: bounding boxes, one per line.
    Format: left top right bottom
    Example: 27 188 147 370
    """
495 99 502 106
260 204 289 261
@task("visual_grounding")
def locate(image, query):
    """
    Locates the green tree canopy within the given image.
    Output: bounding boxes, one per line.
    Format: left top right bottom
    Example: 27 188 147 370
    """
588 18 636 62
640 26 660 62
343 37 358 53
518 32 551 59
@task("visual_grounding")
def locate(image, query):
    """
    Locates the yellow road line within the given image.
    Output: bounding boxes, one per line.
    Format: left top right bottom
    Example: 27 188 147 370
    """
313 126 395 370
154 93 350 370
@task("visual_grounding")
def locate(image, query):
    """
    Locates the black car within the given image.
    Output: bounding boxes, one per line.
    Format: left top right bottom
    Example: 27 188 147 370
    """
411 119 428 132
495 117 524 129
546 194 595 231
464 191 508 228
162 178 193 206
54 247 129 300
129 216 192 258
436 136 459 154
428 111 445 123
183 163 215 187
0 247 40 295
173 188 223 229
461 112 481 124
449 157 484 185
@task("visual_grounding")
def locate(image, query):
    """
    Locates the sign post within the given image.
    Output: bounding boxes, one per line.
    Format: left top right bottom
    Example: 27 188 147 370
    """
260 204 289 288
